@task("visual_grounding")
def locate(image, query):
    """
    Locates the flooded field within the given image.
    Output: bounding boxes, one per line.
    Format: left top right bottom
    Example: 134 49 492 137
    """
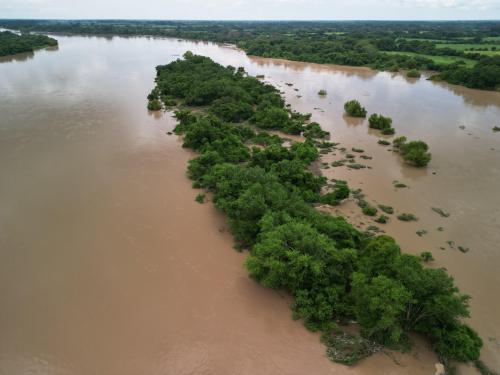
0 35 499 374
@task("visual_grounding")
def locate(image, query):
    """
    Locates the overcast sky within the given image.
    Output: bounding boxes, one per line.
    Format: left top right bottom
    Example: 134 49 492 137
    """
1 0 500 20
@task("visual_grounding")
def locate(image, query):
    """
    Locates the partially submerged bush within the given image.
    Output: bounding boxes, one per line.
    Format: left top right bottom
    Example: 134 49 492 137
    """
303 122 330 139
398 213 418 221
420 251 434 262
320 180 350 205
393 137 431 167
147 99 162 111
369 114 395 135
378 204 394 214
362 205 378 216
344 100 367 118
432 207 450 218
378 139 391 146
407 69 421 78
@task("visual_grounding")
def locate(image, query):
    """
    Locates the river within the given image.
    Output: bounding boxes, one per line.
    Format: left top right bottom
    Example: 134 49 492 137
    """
0 35 499 374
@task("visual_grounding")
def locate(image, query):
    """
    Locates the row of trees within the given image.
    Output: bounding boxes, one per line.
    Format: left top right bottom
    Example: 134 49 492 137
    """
0 31 57 57
149 53 481 366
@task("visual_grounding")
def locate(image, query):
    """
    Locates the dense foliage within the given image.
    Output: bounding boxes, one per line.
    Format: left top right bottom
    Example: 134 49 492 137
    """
0 30 57 57
149 53 481 365
2 19 500 89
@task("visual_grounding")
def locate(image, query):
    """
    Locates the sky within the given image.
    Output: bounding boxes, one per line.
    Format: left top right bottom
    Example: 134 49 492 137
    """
1 0 500 20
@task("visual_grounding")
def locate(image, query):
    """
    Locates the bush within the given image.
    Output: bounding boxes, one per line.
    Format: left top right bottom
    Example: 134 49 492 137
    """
303 122 330 139
195 193 205 203
362 205 378 216
400 141 431 167
369 114 394 134
378 205 394 214
407 69 421 78
393 137 431 167
344 100 367 118
147 99 162 111
420 251 434 262
375 215 389 224
318 89 327 96
432 323 482 362
398 213 418 221
320 181 350 205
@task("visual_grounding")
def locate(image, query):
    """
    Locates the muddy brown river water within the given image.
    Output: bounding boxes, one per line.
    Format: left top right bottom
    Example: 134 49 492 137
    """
0 35 499 374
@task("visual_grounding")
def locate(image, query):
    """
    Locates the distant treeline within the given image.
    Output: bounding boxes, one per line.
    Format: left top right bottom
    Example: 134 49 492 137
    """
0 30 57 57
0 19 499 89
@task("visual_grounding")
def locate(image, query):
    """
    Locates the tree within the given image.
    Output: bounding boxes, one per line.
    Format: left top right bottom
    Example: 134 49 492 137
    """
352 273 412 345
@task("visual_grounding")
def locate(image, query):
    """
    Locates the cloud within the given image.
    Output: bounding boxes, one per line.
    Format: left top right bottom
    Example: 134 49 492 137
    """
0 0 499 19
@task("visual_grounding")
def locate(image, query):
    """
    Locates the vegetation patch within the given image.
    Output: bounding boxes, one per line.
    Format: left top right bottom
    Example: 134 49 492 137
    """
406 69 421 78
148 52 483 368
344 100 367 118
416 229 428 237
420 251 434 262
378 205 394 214
0 30 58 57
432 207 450 218
195 193 206 203
369 114 395 135
398 213 418 221
392 136 432 167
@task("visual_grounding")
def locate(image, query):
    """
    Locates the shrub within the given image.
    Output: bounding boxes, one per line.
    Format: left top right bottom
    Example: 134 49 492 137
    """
303 122 330 139
378 205 394 214
147 99 162 111
393 137 431 167
400 141 431 167
318 89 327 96
392 136 407 148
420 251 434 262
378 139 391 146
369 114 392 130
397 213 418 221
344 100 367 118
362 205 378 216
407 69 421 78
375 215 388 224
195 193 205 203
432 207 450 218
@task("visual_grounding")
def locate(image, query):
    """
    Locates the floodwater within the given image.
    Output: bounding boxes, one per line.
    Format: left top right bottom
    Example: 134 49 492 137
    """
0 35 498 374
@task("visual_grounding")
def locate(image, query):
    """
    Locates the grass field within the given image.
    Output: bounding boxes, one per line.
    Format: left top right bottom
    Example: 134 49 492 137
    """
435 43 500 56
382 51 477 67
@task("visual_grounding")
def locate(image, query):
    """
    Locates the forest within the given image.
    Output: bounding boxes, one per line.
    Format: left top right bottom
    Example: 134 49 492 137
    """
0 30 57 57
147 52 483 371
0 19 499 89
